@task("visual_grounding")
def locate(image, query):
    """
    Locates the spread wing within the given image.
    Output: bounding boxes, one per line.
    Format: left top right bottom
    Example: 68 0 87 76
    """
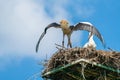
73 22 105 47
36 22 61 52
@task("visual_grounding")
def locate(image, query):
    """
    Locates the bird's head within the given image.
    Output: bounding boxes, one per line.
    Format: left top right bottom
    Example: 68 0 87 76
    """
60 20 69 26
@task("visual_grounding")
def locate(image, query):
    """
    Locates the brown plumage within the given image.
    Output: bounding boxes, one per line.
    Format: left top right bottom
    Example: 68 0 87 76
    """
36 20 105 52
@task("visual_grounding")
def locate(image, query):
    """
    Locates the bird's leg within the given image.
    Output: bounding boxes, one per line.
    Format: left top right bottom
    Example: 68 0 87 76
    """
62 34 65 48
67 35 72 48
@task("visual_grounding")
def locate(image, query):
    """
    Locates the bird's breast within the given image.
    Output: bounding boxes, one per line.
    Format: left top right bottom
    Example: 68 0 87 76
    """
61 25 72 34
62 28 71 35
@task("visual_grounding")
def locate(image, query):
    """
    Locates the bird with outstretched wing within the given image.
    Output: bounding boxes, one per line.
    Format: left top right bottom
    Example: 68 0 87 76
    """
36 20 105 52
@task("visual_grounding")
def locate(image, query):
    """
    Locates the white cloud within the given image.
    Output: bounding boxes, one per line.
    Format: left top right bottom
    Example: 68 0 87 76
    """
0 0 96 69
0 0 68 68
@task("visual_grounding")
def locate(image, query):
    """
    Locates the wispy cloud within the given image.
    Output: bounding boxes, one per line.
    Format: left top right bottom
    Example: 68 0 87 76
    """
0 0 97 70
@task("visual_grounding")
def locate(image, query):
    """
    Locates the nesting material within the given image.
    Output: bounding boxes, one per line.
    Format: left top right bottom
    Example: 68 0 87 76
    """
42 47 120 80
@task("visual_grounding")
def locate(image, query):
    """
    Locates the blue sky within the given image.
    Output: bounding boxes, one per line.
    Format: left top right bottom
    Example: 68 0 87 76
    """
0 0 120 80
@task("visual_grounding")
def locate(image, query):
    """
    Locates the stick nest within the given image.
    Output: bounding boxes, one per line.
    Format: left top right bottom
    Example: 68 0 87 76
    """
43 47 120 73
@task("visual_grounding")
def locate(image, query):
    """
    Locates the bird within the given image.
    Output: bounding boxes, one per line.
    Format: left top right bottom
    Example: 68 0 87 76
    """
36 20 105 52
83 32 97 48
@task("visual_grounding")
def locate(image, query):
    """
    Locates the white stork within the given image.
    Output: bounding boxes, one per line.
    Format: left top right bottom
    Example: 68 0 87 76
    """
83 32 97 48
36 20 105 52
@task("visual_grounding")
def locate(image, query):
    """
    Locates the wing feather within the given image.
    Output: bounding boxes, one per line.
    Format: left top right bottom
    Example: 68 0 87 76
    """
73 22 105 47
36 22 61 52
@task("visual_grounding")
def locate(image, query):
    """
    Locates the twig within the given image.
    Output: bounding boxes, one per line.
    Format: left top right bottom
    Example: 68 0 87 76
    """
27 72 41 80
55 43 66 49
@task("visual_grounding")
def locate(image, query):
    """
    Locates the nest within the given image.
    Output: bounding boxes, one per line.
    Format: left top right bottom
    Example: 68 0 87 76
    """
44 47 120 72
42 47 120 80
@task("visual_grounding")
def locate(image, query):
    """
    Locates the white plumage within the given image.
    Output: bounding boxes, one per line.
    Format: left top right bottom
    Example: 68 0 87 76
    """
80 22 93 26
83 32 96 48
